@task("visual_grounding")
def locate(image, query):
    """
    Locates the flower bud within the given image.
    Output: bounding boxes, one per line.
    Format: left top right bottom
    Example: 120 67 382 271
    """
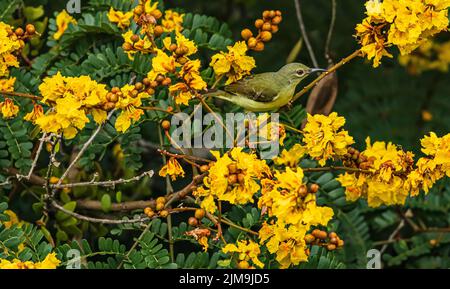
241 28 253 40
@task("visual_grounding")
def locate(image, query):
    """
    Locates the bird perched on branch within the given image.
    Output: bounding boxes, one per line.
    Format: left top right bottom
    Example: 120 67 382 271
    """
205 63 326 112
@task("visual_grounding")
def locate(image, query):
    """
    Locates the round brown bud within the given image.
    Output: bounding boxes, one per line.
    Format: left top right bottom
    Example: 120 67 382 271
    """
298 185 308 197
162 77 172 86
150 80 159 88
312 229 321 238
122 42 133 51
142 78 151 86
146 88 155 95
227 163 238 174
195 209 206 220
255 19 264 29
275 10 282 16
131 89 139 98
262 22 272 32
237 260 249 269
161 120 171 130
237 173 245 185
227 174 238 184
318 231 328 240
304 234 315 244
241 28 253 40
310 183 320 194
253 41 265 52
327 244 336 251
15 27 24 36
247 37 257 49
144 207 154 217
338 240 344 247
156 202 165 211
272 16 282 25
159 210 169 218
103 102 116 111
429 239 438 247
188 217 199 227
175 47 185 56
151 9 163 19
135 82 144 91
200 165 210 173
260 31 272 42
107 93 118 103
26 24 36 35
330 237 338 245
169 43 178 52
271 25 279 33
177 57 188 65
262 11 271 19
156 196 166 205
329 232 337 239
156 74 165 83
268 10 276 18
154 25 164 37
130 34 140 43
134 5 144 15
111 87 120 94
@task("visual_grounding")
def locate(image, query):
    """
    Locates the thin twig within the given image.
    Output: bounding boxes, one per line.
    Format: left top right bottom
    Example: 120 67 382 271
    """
324 0 337 64
50 170 154 189
294 0 319 67
0 90 42 101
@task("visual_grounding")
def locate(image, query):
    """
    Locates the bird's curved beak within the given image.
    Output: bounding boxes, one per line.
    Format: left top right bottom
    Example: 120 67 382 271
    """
309 68 328 74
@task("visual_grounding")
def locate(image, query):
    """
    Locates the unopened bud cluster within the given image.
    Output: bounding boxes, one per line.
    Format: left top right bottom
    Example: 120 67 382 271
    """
241 10 282 52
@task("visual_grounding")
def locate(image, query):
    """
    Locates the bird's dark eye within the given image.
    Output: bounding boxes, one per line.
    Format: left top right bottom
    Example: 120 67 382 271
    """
296 69 305 76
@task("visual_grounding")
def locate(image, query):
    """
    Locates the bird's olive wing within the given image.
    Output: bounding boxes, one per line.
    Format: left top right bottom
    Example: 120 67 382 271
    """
224 74 279 103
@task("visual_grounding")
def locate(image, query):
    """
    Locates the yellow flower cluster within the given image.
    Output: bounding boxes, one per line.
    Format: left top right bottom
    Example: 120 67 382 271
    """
162 10 184 33
149 33 207 106
300 113 354 166
114 84 151 133
193 148 270 214
0 253 61 269
399 40 450 74
0 98 19 119
405 132 450 195
222 239 264 269
210 41 256 85
0 22 22 77
356 0 450 67
33 72 110 139
53 10 77 40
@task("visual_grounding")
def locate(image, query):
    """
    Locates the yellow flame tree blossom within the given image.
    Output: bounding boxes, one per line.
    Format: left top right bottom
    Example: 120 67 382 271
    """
33 72 110 139
399 40 450 74
162 10 184 33
210 41 256 85
0 22 22 77
274 144 305 168
0 253 61 269
147 48 178 80
122 30 154 59
53 10 77 40
405 132 450 195
0 77 16 91
169 59 207 105
114 84 150 133
193 148 271 214
301 113 354 166
222 239 264 268
159 157 186 181
356 0 450 67
108 8 134 29
258 222 309 268
0 98 19 119
258 167 334 227
337 137 416 207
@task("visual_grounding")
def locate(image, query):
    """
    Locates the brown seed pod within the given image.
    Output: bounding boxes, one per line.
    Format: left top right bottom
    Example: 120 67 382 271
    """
260 31 272 42
188 217 199 227
241 28 253 40
195 209 206 220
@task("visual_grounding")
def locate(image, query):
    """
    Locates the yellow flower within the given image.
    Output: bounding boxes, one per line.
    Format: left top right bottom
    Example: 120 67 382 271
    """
198 236 209 252
0 22 22 76
122 30 154 59
210 41 256 85
222 240 264 268
0 98 19 119
115 107 144 133
169 59 207 106
399 40 450 74
0 253 61 269
258 222 309 268
164 33 198 57
53 10 77 40
0 77 15 91
162 10 184 33
274 144 305 168
159 157 185 181
147 49 177 80
108 8 133 29
23 104 44 124
302 113 354 166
